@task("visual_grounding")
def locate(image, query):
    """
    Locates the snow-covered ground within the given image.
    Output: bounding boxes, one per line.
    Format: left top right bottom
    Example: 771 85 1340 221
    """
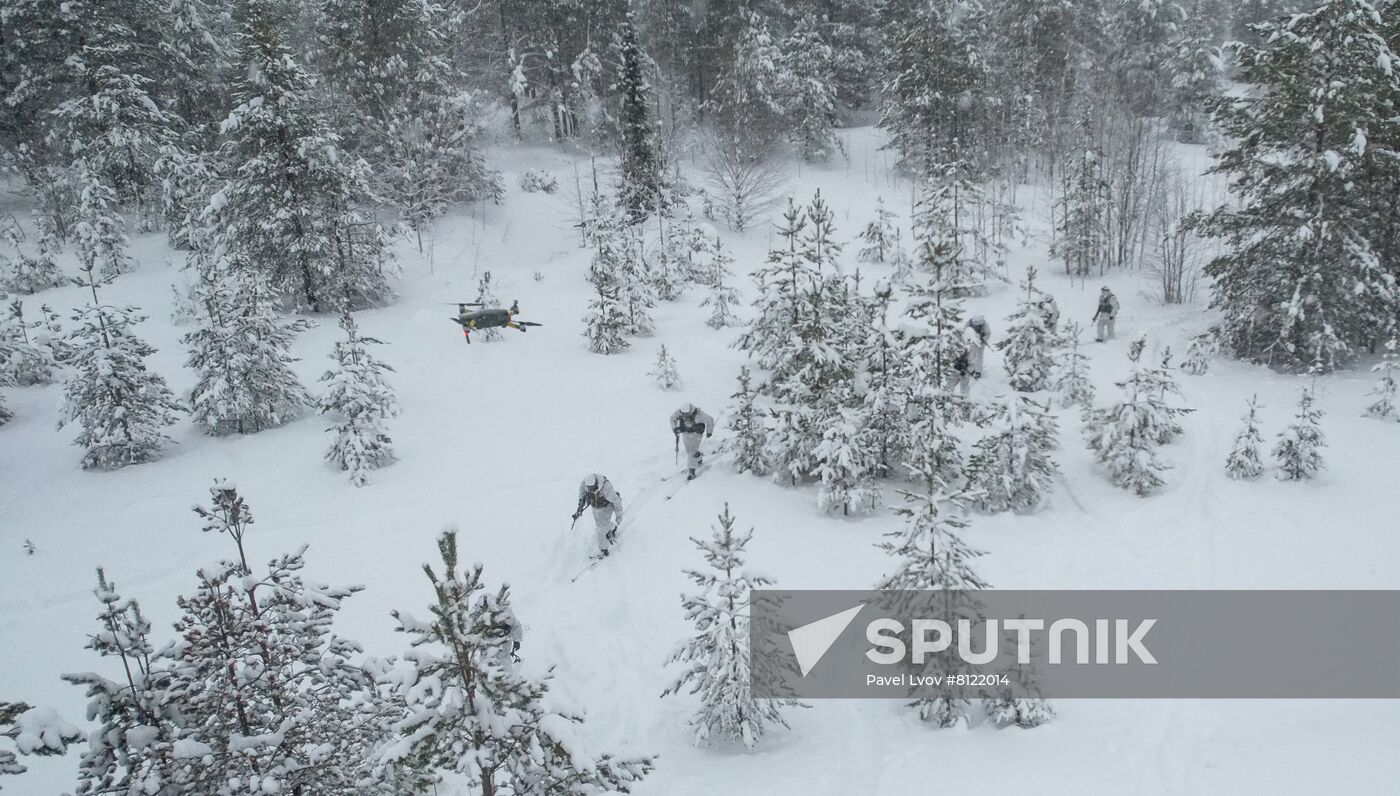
4 128 1398 794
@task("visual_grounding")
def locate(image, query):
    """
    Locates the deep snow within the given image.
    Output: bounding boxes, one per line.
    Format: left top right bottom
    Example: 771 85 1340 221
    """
3 128 1399 794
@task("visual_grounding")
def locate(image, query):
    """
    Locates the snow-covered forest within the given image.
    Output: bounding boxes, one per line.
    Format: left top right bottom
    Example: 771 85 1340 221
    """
2 0 1399 792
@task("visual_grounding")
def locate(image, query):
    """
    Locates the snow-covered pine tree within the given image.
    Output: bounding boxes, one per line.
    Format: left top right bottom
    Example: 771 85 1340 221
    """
184 262 310 435
0 299 58 386
649 344 682 390
1138 340 1193 445
317 0 498 247
74 159 135 280
779 14 842 162
650 218 685 300
1226 394 1266 480
616 10 662 219
1054 106 1108 278
728 366 769 475
812 385 881 516
0 389 10 427
474 270 504 342
1052 321 1096 409
876 476 987 727
1365 338 1399 420
619 230 658 337
1166 0 1224 143
999 266 1056 392
318 311 399 486
1274 384 1327 480
663 504 802 746
0 219 65 294
858 197 900 264
211 2 394 312
60 270 183 469
1084 341 1181 495
169 483 390 794
62 569 185 795
1202 0 1400 371
738 199 807 369
701 239 741 329
1181 332 1217 375
965 396 1060 514
583 223 633 355
385 529 654 789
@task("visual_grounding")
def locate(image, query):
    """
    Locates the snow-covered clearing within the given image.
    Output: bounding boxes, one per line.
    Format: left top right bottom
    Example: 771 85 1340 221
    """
3 128 1398 794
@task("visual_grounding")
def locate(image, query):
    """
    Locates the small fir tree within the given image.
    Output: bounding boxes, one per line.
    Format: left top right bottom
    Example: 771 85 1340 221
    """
317 311 399 486
1274 384 1326 480
662 505 803 747
1365 338 1399 421
1225 395 1266 480
1052 321 1096 409
649 344 682 390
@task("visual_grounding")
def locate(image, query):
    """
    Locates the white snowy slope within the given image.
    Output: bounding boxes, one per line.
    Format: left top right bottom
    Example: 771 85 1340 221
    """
3 128 1399 794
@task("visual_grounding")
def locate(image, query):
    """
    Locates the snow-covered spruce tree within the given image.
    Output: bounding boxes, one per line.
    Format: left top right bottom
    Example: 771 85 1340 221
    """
619 231 658 337
317 0 498 246
911 162 998 296
0 299 58 386
879 0 986 175
999 266 1056 392
649 344 682 390
0 219 65 294
384 529 654 790
62 569 185 795
318 311 399 486
779 14 842 162
663 504 802 747
858 197 900 265
876 477 987 728
1181 332 1216 375
184 262 310 435
966 396 1060 514
211 1 394 312
1053 106 1108 278
649 221 685 300
1365 338 1399 420
728 366 769 476
615 10 662 220
1226 395 1266 480
1084 341 1181 495
169 483 392 794
1166 0 1223 143
738 199 808 370
1201 0 1400 371
1137 342 1193 445
74 159 135 280
812 385 882 516
474 270 503 342
1274 384 1327 480
1052 321 1096 409
583 223 633 355
60 272 183 469
0 389 11 427
859 289 914 479
701 240 741 329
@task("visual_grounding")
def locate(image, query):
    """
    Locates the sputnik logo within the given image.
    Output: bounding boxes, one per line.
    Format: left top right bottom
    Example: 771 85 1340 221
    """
787 604 865 677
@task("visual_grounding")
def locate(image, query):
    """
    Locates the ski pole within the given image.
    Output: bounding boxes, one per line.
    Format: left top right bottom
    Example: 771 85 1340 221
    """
674 433 679 466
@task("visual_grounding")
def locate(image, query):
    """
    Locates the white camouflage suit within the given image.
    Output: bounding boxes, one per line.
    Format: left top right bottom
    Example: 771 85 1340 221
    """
1093 290 1120 341
670 406 715 475
576 475 623 554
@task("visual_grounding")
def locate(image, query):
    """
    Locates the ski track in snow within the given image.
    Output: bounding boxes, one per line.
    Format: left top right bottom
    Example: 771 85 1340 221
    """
4 129 1400 793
